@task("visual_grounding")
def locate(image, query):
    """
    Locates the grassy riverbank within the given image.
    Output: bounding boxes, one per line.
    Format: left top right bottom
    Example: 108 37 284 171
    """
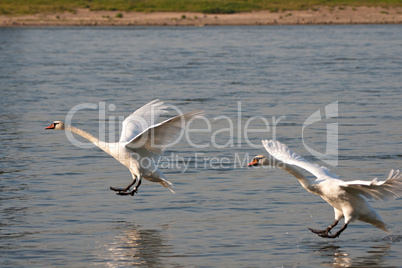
1 0 401 15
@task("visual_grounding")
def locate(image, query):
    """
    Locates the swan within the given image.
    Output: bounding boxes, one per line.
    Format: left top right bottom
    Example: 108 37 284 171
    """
45 99 203 196
248 140 402 238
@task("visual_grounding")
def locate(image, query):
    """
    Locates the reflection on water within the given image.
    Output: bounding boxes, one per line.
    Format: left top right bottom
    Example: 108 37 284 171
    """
101 224 175 267
313 244 353 267
308 239 396 267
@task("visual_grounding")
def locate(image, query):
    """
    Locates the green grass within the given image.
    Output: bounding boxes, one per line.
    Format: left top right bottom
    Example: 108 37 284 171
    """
0 0 401 15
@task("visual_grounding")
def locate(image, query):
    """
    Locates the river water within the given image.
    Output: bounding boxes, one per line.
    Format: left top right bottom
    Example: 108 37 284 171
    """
0 25 401 267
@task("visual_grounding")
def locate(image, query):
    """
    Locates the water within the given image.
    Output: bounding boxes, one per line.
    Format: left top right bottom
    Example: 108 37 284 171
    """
0 25 401 267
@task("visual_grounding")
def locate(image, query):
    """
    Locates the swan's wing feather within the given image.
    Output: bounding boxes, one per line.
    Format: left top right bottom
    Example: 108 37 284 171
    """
339 169 402 201
119 99 168 143
125 110 204 154
262 140 338 179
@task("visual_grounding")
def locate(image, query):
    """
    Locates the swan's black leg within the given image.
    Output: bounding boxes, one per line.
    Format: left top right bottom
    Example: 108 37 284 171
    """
308 219 339 236
326 224 348 239
130 179 141 195
110 178 137 195
309 221 348 239
118 178 142 196
110 177 142 196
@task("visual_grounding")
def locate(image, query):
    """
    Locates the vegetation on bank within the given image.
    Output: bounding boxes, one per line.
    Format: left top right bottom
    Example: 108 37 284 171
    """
0 0 401 15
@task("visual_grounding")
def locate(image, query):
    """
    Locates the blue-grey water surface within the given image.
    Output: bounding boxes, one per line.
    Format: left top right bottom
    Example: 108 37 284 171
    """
1 25 402 267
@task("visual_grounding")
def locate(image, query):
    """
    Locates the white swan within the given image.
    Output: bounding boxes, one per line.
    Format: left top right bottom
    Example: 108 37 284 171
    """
46 99 203 196
248 140 402 238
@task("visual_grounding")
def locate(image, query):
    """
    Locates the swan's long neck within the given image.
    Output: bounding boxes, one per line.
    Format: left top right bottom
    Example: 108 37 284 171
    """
67 125 112 156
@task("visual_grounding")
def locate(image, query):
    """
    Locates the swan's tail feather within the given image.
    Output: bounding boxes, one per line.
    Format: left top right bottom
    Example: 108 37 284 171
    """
160 179 175 193
373 220 390 234
144 172 175 193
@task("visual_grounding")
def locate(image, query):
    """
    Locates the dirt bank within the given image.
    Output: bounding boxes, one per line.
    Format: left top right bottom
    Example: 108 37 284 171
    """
1 6 401 27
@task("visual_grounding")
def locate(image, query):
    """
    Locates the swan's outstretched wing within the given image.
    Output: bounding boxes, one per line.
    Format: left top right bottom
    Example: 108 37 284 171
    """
262 140 338 179
125 110 204 154
119 99 168 143
339 169 402 201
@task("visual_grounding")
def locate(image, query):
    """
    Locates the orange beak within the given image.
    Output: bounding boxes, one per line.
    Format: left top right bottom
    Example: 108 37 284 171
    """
45 123 55 129
247 158 259 167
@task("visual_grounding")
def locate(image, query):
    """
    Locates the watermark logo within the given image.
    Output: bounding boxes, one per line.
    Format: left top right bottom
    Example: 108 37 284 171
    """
302 101 338 166
60 100 339 171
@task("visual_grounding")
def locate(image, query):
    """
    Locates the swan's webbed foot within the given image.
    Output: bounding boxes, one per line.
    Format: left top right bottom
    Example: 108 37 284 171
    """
308 220 343 238
308 227 331 236
110 186 123 192
109 178 141 197
324 233 341 239
308 227 337 238
110 186 138 196
309 229 341 239
308 222 347 239
114 188 138 196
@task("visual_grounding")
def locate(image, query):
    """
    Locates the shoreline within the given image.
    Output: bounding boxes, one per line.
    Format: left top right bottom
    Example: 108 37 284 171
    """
1 7 402 27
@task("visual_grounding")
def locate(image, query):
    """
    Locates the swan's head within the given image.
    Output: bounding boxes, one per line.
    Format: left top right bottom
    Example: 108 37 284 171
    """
45 121 65 130
248 155 272 167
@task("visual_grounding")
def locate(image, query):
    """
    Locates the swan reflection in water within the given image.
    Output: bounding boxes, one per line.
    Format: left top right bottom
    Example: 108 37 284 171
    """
101 224 175 267
308 235 402 267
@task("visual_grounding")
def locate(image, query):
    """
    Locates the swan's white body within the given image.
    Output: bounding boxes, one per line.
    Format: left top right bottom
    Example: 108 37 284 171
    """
46 99 203 196
249 140 402 238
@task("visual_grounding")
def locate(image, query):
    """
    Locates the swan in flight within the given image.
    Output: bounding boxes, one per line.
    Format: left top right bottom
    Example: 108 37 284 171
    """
46 99 203 196
248 140 402 238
